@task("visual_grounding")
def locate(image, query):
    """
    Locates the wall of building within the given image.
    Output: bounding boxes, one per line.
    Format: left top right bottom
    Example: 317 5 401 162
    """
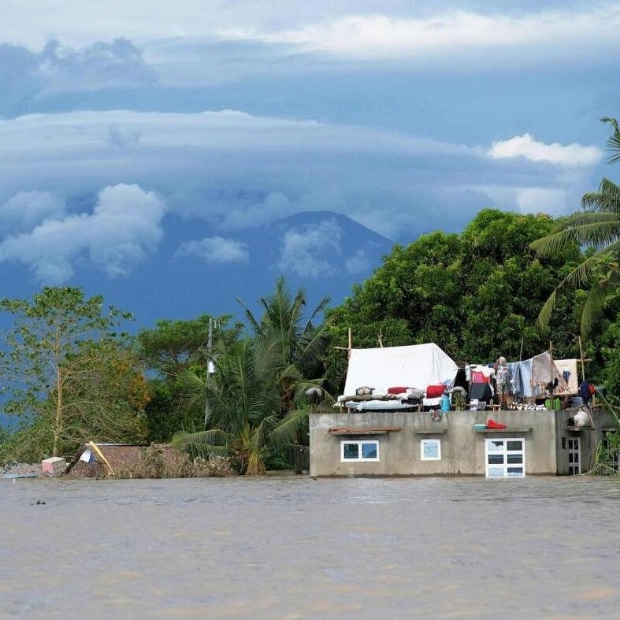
555 408 618 474
309 409 559 477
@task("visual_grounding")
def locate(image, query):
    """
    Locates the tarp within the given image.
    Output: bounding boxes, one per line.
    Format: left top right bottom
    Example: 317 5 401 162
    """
342 343 459 397
554 359 580 395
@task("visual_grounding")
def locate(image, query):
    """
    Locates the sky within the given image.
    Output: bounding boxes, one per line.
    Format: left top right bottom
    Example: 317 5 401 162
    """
0 0 619 315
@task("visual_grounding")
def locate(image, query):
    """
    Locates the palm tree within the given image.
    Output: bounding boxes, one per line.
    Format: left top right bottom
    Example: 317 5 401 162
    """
238 276 331 413
530 117 620 335
173 338 283 474
174 279 333 474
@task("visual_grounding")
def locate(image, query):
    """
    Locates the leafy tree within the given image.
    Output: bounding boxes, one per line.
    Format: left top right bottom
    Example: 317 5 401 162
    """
324 209 582 394
136 314 242 441
239 276 330 413
173 337 283 474
530 117 620 335
0 286 138 459
174 279 331 474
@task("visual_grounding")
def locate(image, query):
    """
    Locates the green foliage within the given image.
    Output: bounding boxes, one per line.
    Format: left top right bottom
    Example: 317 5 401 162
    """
530 117 620 336
136 314 241 379
325 209 580 390
174 279 331 474
0 286 140 460
136 314 242 442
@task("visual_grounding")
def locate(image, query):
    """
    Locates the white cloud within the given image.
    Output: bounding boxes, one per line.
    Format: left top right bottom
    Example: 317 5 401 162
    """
3 2 620 65
516 188 570 216
488 134 602 168
0 191 66 234
222 5 620 61
176 236 249 264
0 183 166 283
278 220 342 278
345 250 371 275
0 109 598 243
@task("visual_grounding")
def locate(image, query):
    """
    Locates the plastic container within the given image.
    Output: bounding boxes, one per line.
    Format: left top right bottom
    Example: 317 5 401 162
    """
440 394 451 412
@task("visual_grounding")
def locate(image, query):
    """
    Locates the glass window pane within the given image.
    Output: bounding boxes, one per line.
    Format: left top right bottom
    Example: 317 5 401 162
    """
361 443 377 459
488 454 505 465
343 443 359 459
422 440 440 459
507 454 523 464
507 467 524 476
488 440 504 452
507 440 523 451
488 467 504 478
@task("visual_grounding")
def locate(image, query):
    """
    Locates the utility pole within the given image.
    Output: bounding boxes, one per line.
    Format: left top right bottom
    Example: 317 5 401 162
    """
204 318 214 429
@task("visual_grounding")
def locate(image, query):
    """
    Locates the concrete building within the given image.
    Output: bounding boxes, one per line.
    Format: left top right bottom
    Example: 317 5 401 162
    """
309 407 618 478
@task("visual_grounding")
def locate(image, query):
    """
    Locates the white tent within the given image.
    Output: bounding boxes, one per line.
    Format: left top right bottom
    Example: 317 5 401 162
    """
343 343 459 397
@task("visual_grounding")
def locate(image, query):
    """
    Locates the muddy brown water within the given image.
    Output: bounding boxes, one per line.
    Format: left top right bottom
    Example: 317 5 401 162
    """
2 475 620 619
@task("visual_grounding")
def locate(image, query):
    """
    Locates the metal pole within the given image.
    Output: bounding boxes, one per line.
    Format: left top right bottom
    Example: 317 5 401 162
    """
204 318 212 429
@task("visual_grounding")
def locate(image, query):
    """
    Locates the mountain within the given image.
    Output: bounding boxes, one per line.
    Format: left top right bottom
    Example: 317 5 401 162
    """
1 210 394 327
0 211 393 429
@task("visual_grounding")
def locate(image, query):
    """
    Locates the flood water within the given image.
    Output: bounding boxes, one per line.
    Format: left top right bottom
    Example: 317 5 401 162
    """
2 475 620 619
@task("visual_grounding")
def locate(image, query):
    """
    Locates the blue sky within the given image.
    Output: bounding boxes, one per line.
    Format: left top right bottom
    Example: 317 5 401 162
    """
0 0 618 298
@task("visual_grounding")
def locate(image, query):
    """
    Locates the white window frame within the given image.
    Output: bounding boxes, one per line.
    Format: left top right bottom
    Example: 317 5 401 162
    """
485 438 525 478
340 440 380 462
567 437 581 475
420 439 441 461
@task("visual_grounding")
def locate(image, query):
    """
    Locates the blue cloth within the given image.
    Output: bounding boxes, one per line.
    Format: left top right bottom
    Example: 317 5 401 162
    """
579 381 593 404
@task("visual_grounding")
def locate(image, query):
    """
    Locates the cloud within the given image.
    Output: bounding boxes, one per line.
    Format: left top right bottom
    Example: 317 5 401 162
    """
345 250 372 275
0 109 601 244
0 38 156 115
278 220 342 278
0 184 166 283
516 188 570 216
0 191 66 234
221 4 620 62
488 134 602 168
176 236 249 264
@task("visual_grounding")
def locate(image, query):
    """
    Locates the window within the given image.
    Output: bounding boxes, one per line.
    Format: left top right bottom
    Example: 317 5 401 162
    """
567 437 581 475
485 438 525 478
341 440 379 462
421 439 441 461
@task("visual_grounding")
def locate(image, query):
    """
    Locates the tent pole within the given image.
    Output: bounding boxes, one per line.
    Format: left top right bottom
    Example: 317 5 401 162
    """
578 336 586 383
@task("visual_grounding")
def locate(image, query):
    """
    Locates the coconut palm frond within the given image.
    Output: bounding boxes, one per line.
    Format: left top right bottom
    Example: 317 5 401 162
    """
532 215 620 254
602 116 620 164
582 178 620 212
172 428 230 448
269 408 310 444
530 228 580 256
536 289 558 330
536 251 607 328
580 282 611 337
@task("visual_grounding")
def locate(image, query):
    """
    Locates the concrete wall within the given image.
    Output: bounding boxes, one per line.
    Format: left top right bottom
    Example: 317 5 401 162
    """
555 408 618 474
309 409 559 477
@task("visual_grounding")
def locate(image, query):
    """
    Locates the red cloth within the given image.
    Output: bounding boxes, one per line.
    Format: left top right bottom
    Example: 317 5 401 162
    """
426 385 445 398
387 386 408 394
486 419 506 430
471 370 490 383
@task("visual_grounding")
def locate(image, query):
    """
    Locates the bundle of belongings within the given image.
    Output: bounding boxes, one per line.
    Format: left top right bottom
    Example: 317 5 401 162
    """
335 343 459 412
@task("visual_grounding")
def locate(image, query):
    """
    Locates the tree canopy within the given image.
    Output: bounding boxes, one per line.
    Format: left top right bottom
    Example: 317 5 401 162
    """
0 287 145 461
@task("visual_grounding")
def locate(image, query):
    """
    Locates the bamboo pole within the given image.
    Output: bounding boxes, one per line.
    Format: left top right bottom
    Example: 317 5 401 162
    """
578 336 586 383
88 441 114 476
